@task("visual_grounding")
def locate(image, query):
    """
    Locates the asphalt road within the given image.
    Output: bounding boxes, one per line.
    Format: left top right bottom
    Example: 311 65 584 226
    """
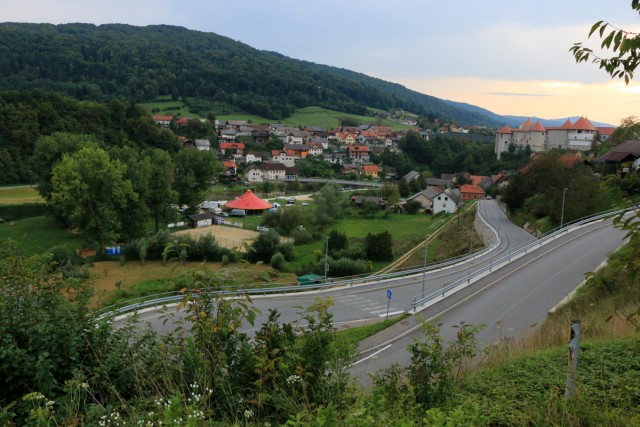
125 200 534 334
349 218 626 385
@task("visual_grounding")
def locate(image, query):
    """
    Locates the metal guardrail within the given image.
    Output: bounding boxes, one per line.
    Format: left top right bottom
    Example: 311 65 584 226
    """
96 212 497 320
97 205 635 320
409 205 634 309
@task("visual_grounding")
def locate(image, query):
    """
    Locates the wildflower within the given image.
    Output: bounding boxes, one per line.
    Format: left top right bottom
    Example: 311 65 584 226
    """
286 374 301 385
244 409 254 419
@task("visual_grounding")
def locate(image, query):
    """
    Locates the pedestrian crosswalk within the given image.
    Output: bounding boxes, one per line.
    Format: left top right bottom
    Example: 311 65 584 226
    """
332 294 403 317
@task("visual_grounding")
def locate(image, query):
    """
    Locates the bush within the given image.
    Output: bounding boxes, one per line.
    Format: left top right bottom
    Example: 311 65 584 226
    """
292 227 314 245
47 245 78 271
270 252 286 270
316 257 370 277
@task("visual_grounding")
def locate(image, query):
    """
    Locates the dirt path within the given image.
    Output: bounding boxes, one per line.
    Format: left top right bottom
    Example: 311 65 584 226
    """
173 224 259 252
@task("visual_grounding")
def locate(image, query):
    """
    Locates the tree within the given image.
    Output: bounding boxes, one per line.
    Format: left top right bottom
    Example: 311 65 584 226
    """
31 132 101 202
379 182 400 207
0 242 93 405
248 229 282 263
364 231 393 261
398 177 411 197
145 149 178 232
173 148 221 212
313 184 345 227
50 146 137 251
570 2 640 84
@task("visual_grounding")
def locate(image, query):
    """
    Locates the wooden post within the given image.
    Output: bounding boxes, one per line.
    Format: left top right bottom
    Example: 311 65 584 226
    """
565 320 582 398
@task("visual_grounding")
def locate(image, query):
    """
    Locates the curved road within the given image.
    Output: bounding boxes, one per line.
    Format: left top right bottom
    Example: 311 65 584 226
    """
127 200 533 333
350 218 626 384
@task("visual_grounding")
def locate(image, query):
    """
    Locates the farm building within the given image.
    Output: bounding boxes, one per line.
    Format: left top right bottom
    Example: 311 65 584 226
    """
188 212 215 228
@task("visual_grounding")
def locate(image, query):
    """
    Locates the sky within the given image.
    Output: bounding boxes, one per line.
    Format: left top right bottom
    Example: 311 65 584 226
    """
2 0 639 126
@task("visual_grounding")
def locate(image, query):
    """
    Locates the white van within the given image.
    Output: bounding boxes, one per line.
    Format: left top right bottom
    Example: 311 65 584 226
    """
230 209 246 217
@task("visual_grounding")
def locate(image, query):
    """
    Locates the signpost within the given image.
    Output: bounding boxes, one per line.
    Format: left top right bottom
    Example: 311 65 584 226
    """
386 289 392 319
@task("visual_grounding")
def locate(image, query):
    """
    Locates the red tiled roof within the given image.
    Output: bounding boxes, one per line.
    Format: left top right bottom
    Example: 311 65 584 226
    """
224 190 272 211
530 121 546 131
459 184 485 195
596 126 616 136
496 125 512 134
220 142 245 149
470 175 488 185
222 160 236 168
560 119 573 129
572 117 596 131
362 164 380 172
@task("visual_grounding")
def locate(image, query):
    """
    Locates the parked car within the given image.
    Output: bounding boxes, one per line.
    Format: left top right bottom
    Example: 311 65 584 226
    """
301 202 309 206
229 209 246 217
288 197 297 203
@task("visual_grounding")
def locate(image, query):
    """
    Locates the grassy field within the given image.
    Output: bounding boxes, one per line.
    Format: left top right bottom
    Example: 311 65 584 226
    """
290 211 451 269
138 98 199 117
282 106 414 131
89 260 297 308
0 215 82 254
0 186 43 204
140 98 414 131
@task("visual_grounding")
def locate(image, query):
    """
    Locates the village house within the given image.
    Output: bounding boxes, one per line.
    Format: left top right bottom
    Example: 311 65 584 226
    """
351 195 387 209
459 184 486 201
362 164 381 179
244 152 264 164
347 145 370 163
219 128 237 141
245 162 298 182
270 150 299 167
194 139 211 151
307 141 324 156
432 189 460 214
323 152 347 164
219 142 245 157
406 187 442 213
336 132 357 145
283 143 310 158
152 115 173 127
341 163 362 176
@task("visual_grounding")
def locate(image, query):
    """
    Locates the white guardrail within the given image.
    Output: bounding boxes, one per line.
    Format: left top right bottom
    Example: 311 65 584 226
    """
409 205 634 310
96 206 634 321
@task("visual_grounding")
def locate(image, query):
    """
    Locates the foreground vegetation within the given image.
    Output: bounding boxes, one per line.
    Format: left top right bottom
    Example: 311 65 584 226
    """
2 212 639 425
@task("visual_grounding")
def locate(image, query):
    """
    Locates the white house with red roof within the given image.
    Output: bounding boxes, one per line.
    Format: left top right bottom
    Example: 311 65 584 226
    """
219 142 245 156
152 115 173 127
494 117 606 159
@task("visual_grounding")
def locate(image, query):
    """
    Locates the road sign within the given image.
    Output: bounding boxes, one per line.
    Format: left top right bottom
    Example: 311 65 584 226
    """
386 289 392 299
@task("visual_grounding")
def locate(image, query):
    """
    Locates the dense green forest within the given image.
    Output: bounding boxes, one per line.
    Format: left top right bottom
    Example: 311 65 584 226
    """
0 23 502 125
0 90 180 184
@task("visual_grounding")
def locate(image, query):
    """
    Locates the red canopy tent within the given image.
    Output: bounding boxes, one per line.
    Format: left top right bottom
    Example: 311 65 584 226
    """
224 190 273 211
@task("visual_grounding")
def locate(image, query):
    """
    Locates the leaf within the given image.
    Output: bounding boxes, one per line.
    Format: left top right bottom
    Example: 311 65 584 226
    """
598 23 609 38
589 21 604 37
602 31 615 49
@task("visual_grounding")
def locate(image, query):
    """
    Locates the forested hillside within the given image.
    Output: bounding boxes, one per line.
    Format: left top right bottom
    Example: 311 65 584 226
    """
0 23 501 125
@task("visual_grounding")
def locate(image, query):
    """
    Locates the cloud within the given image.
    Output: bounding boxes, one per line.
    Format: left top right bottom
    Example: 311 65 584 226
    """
487 92 551 97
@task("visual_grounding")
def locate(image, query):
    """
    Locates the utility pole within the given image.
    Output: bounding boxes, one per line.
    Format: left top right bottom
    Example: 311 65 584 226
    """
324 236 330 284
560 187 568 230
421 235 429 299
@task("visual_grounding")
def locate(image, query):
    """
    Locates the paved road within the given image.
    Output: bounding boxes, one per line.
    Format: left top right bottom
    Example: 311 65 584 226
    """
349 218 626 385
125 200 533 333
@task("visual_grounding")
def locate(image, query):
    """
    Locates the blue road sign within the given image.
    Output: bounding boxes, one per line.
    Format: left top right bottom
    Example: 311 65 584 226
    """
386 289 392 299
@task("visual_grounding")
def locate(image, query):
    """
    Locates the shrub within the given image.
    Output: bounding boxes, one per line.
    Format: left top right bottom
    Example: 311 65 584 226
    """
270 252 286 270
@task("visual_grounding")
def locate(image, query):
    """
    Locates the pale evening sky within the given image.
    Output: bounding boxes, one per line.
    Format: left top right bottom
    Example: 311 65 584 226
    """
2 0 639 126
